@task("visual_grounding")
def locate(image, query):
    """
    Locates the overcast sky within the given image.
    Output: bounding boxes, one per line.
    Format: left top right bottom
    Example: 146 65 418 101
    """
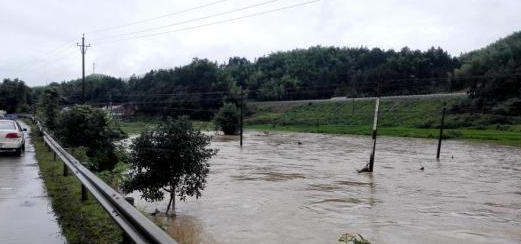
1 0 520 86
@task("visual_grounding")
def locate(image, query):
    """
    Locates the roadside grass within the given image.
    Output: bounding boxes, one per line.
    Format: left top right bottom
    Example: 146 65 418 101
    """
30 123 123 244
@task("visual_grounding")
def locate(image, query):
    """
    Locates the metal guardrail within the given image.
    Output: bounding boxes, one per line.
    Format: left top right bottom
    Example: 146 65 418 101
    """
27 116 178 244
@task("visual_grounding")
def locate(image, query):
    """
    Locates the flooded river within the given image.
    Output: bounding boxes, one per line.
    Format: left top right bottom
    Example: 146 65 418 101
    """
132 131 521 244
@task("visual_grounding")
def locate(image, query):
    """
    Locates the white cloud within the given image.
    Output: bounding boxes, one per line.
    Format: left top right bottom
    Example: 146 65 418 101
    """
0 0 520 86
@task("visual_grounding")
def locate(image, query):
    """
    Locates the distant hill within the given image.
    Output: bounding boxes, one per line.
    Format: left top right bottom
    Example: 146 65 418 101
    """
455 31 521 115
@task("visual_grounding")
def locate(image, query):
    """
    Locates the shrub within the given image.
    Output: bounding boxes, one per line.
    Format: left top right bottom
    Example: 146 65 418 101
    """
214 103 240 135
56 105 125 171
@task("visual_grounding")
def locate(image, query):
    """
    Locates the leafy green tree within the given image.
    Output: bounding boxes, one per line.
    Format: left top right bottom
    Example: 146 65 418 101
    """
56 105 125 171
214 103 240 135
38 87 60 130
123 117 217 215
0 78 32 113
455 31 521 114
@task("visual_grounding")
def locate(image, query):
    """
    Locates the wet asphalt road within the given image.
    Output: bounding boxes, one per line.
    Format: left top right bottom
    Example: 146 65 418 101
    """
0 121 64 244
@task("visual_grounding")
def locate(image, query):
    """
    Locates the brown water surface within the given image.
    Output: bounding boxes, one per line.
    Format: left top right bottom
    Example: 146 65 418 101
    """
133 131 521 244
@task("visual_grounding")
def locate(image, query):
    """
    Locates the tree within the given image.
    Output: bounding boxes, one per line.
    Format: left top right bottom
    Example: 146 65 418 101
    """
123 117 217 215
56 105 125 171
214 103 240 135
0 78 32 113
38 87 59 130
455 31 521 114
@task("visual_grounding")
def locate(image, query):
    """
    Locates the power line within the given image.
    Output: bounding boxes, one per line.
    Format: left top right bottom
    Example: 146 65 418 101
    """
9 41 77 74
93 0 323 45
91 0 285 42
86 0 233 34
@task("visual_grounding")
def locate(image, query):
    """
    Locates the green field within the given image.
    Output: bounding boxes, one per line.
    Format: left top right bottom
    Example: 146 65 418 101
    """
246 96 521 147
116 96 521 147
119 119 214 135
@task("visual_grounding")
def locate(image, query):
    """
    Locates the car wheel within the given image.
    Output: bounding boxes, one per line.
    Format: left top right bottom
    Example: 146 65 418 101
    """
15 148 22 157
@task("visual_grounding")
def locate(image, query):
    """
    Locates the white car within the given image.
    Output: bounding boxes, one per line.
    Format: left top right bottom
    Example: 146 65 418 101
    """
0 120 26 156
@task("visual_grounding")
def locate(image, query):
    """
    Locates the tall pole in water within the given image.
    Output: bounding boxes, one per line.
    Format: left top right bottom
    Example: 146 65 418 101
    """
368 97 380 172
77 34 91 104
359 83 381 173
436 106 446 159
240 91 244 148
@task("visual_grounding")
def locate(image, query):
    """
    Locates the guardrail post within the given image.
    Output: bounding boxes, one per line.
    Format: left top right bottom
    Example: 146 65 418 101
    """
81 184 88 202
63 163 69 176
53 152 56 161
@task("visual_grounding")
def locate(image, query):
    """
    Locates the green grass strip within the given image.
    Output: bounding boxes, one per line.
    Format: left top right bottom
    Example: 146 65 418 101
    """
30 123 123 244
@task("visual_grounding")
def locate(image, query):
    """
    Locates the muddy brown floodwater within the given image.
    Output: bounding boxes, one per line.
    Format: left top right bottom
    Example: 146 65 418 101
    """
132 131 521 244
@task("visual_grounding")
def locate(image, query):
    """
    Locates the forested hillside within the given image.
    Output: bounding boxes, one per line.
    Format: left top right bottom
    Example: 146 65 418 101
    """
34 45 460 118
2 31 520 120
454 31 521 115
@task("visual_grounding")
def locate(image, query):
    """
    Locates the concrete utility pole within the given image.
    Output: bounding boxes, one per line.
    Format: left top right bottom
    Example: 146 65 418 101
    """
359 83 381 173
77 34 91 104
240 91 244 148
367 97 380 171
436 106 446 159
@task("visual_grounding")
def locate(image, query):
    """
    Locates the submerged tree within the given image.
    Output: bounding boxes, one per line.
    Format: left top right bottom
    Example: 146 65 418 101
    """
123 116 217 215
214 103 240 135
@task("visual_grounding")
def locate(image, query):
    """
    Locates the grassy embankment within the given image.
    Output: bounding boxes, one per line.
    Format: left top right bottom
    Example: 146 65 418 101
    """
29 122 123 244
246 96 521 147
117 96 521 147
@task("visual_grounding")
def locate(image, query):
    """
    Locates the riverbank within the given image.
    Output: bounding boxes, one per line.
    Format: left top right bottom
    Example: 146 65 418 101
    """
29 121 123 244
246 124 521 147
247 95 521 147
120 119 521 148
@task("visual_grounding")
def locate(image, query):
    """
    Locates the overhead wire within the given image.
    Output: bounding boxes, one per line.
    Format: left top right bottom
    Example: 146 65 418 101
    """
92 0 323 45
90 0 286 42
86 0 233 34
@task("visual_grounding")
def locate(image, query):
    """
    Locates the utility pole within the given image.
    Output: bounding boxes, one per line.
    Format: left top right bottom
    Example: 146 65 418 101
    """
77 34 91 104
436 106 446 160
93 62 95 74
352 97 355 117
240 91 244 148
359 83 381 173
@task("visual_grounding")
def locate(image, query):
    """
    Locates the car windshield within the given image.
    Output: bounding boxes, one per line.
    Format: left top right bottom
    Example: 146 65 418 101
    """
0 121 16 130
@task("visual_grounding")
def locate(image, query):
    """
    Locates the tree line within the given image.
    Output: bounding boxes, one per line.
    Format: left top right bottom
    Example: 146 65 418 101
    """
2 31 520 118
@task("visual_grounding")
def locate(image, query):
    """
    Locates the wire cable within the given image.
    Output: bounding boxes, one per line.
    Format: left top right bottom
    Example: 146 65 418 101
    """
91 0 286 42
93 0 323 45
86 0 233 34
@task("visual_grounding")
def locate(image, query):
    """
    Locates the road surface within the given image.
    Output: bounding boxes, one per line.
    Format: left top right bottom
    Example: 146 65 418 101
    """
0 121 65 244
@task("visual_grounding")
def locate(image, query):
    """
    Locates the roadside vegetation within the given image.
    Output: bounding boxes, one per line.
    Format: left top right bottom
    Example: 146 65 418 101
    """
29 121 122 244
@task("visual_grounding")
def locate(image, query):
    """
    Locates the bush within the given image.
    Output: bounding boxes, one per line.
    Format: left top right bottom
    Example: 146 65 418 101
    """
56 105 125 171
214 103 240 135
